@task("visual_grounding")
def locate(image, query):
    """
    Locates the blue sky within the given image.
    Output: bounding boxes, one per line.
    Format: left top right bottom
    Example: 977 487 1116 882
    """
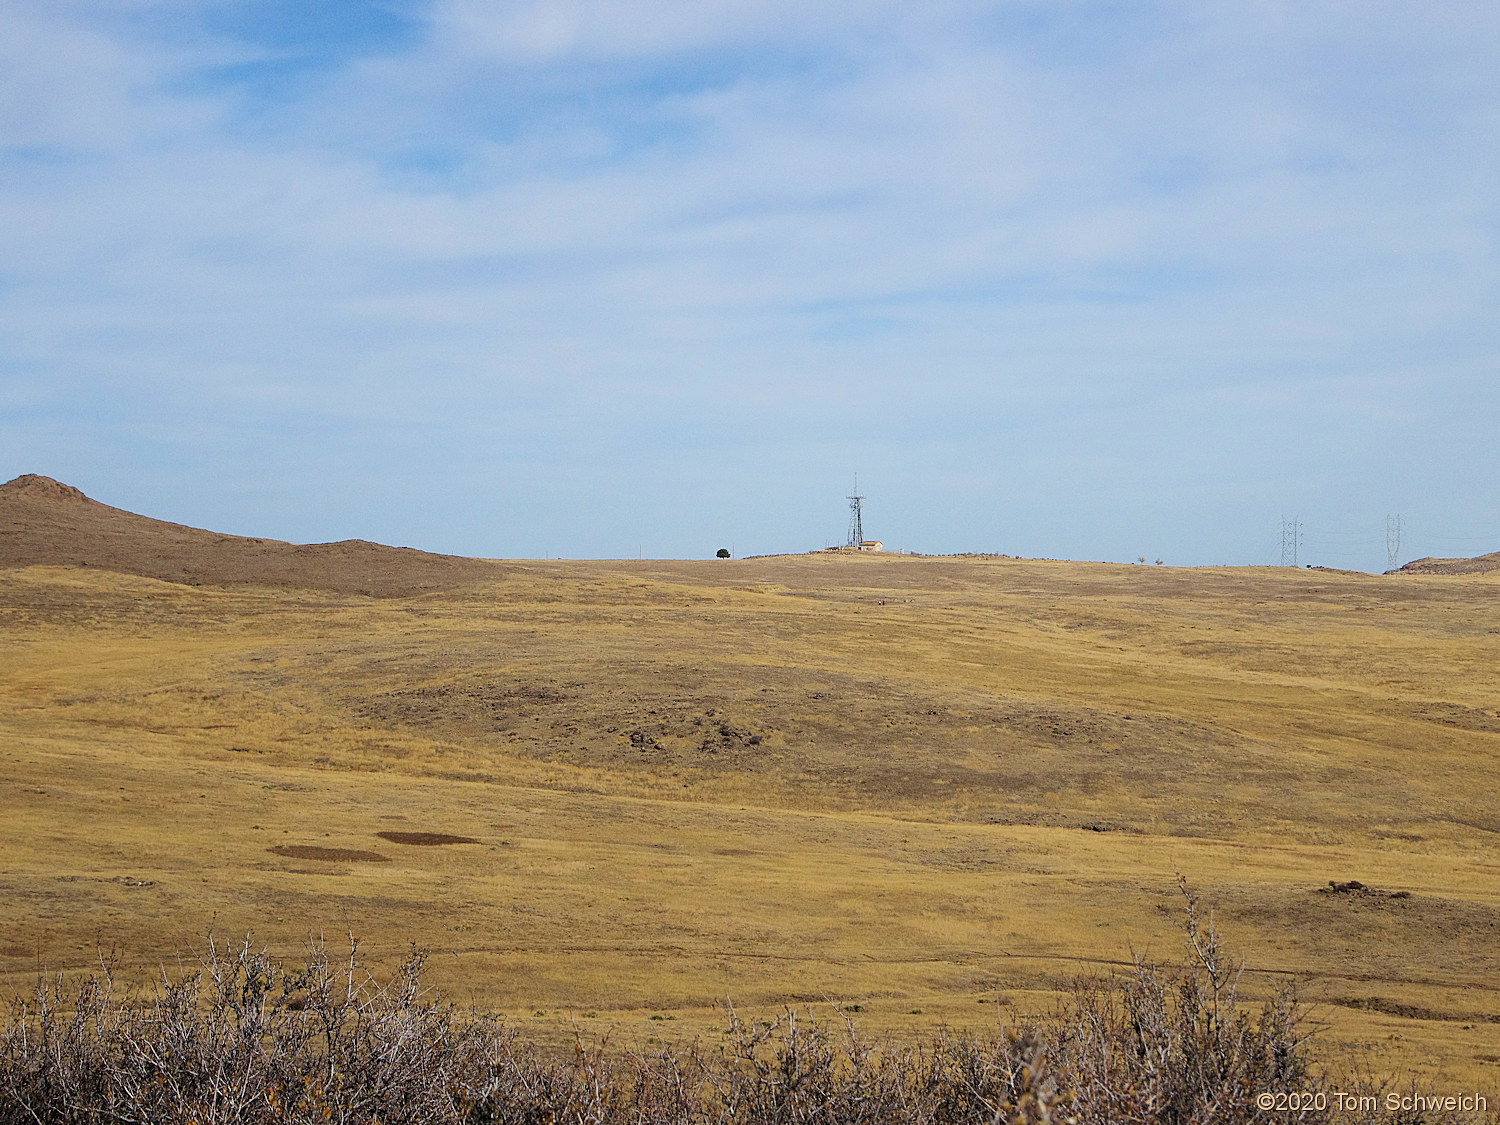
2 0 1497 568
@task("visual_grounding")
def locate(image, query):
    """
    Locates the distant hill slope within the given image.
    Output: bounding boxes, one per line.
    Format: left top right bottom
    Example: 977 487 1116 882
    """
1395 550 1500 576
0 474 506 593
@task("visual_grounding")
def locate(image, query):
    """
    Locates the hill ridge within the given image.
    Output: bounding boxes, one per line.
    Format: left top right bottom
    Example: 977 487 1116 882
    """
0 473 505 593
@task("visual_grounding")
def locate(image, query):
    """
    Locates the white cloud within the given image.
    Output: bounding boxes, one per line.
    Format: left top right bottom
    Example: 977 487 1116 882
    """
2 0 1498 562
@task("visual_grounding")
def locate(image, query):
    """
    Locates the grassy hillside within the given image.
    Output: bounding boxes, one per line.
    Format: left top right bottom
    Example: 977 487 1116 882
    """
2 554 1497 1092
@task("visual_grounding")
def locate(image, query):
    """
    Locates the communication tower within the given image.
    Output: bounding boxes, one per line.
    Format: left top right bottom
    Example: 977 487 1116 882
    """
1386 514 1403 570
847 476 866 548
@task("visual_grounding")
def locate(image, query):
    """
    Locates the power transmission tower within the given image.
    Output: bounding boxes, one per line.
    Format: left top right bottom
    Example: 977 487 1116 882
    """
1385 514 1402 570
1280 517 1302 567
847 476 866 548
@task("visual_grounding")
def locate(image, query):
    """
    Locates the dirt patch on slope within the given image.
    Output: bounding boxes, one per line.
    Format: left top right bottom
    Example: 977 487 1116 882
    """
374 831 480 846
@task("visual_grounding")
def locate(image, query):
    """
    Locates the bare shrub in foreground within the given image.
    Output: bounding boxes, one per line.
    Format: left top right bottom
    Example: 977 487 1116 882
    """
1 886 1492 1124
1052 876 1315 1123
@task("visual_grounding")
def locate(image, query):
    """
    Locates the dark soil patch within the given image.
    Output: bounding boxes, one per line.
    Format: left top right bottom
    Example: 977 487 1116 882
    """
374 831 480 846
1320 880 1410 898
270 845 390 862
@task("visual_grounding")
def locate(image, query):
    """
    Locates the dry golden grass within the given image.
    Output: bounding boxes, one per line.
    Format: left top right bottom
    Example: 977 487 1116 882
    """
1 554 1497 1094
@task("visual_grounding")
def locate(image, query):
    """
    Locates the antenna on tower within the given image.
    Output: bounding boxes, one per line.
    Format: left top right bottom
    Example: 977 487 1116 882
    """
847 475 865 548
1386 514 1402 570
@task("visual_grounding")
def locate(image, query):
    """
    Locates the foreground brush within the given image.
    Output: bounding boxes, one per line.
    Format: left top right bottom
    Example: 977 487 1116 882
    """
1 882 1492 1124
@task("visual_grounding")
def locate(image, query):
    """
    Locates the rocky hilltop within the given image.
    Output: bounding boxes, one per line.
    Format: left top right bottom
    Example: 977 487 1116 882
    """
1394 550 1500 576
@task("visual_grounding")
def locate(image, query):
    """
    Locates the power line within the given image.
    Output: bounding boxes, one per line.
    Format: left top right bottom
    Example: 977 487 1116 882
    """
1306 527 1384 541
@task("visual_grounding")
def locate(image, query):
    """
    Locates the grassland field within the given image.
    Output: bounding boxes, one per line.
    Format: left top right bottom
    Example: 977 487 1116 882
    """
2 552 1498 1093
